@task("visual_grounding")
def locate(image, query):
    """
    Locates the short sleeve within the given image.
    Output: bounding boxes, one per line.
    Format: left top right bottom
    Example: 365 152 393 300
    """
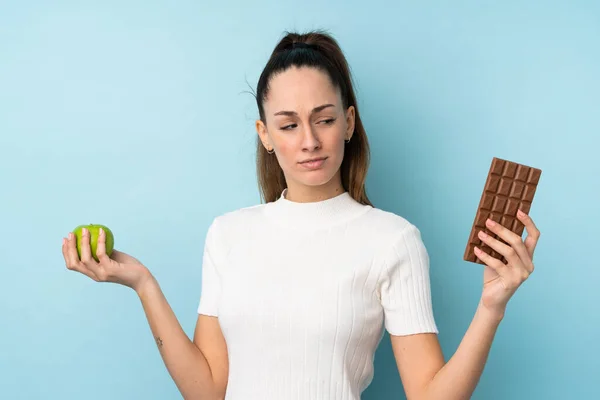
379 223 438 336
197 218 222 317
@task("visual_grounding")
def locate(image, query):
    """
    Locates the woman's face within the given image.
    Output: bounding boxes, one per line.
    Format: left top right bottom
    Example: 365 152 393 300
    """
256 66 355 201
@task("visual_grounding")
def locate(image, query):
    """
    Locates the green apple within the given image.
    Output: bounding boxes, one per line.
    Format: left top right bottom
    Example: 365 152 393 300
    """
73 224 114 262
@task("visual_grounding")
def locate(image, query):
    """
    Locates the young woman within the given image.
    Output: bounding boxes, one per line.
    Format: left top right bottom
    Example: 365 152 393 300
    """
62 30 540 400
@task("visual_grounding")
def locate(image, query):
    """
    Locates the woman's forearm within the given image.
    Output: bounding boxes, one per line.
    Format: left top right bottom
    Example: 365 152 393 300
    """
424 301 504 400
136 274 218 399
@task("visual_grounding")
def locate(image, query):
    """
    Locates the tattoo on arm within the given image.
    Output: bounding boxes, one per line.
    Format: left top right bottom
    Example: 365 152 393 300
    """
155 336 163 348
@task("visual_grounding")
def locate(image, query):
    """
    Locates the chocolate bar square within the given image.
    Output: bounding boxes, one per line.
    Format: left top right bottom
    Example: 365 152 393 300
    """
464 157 542 264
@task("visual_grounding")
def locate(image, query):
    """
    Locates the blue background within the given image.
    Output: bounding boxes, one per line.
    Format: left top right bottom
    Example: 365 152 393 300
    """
1 1 598 399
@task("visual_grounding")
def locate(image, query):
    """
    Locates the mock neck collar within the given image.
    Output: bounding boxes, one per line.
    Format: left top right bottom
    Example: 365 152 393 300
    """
264 188 372 231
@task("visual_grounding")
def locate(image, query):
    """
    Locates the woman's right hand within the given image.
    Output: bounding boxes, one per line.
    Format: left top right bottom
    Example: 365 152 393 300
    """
62 227 152 294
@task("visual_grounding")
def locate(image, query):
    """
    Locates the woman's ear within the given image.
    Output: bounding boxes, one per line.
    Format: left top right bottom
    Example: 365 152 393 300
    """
345 105 355 140
256 119 271 150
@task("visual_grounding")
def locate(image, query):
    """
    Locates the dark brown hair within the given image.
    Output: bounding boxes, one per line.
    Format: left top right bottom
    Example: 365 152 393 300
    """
254 29 373 206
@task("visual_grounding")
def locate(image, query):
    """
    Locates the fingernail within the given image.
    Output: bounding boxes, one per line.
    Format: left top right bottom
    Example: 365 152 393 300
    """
99 228 104 236
479 230 488 239
68 232 73 240
82 228 87 235
486 219 496 227
517 209 525 217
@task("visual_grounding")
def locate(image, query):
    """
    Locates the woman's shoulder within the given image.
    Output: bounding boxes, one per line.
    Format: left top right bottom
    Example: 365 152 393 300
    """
206 202 269 234
360 205 420 236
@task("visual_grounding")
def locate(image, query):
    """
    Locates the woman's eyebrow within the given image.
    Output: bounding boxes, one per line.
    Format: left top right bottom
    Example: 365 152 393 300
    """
273 103 335 117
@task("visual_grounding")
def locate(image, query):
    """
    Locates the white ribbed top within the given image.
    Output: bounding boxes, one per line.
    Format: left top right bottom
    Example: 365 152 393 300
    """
197 189 438 400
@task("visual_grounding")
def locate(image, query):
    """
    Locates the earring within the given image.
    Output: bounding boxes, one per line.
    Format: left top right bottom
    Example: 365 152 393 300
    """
267 147 274 154
345 138 351 144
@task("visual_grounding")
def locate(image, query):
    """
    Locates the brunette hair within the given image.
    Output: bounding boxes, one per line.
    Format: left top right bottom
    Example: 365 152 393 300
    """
254 30 373 206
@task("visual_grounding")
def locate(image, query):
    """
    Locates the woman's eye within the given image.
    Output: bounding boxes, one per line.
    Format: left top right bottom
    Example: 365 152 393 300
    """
281 119 335 130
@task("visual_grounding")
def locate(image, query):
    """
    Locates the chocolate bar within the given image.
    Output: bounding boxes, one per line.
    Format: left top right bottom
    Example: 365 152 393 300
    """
464 157 542 264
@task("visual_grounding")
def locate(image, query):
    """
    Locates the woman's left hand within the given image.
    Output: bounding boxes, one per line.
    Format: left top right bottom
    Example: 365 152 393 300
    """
474 209 541 319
